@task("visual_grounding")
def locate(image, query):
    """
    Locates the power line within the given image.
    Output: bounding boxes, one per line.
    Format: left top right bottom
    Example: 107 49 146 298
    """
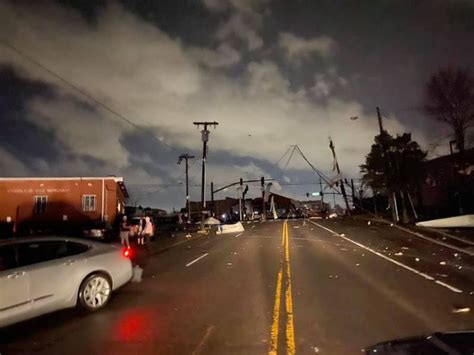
0 40 181 158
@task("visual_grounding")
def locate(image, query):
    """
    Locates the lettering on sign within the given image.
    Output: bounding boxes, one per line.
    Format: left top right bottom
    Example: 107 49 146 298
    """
7 188 70 194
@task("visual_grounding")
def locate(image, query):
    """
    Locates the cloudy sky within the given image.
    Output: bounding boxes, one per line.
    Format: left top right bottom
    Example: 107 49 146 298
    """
1 0 473 210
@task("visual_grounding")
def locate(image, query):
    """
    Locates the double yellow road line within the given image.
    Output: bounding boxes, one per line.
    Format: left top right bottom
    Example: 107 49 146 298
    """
269 220 296 355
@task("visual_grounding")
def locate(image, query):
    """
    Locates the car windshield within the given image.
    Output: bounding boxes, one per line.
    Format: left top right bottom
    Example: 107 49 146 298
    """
0 1 473 354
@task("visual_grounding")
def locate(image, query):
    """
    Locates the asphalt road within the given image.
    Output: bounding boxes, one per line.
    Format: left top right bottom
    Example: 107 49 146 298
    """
1 219 473 354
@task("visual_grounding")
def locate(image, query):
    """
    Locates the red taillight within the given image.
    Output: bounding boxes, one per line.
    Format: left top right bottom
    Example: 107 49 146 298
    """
123 248 132 258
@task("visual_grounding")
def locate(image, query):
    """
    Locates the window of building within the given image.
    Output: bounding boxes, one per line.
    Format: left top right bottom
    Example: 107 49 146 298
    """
82 195 96 212
34 196 48 214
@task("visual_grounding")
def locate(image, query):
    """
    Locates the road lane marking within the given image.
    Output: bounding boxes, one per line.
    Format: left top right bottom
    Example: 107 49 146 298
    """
308 220 463 294
269 268 283 355
185 253 209 267
269 220 296 355
435 280 463 293
284 221 296 355
192 325 216 355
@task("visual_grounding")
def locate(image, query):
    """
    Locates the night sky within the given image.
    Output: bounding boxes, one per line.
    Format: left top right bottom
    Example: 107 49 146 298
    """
0 0 473 210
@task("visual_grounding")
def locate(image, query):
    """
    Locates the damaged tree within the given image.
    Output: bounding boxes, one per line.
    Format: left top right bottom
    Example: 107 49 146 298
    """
424 67 474 152
361 132 426 223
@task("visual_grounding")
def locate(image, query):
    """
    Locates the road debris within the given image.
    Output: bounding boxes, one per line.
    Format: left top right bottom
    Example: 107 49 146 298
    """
439 261 447 265
186 234 192 238
329 275 339 279
401 247 409 250
394 252 403 256
367 221 371 225
415 258 420 262
435 273 448 278
132 265 143 282
226 262 233 266
340 233 346 237
458 266 463 270
340 248 348 251
390 223 394 227
311 346 320 353
356 263 360 267
452 306 470 313
293 226 300 229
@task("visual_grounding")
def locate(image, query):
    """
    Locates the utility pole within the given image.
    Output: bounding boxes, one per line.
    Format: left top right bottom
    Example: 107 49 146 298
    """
239 178 243 221
193 121 218 228
329 137 351 215
319 177 324 210
351 178 355 209
211 182 214 217
178 154 195 224
376 106 384 134
261 176 266 221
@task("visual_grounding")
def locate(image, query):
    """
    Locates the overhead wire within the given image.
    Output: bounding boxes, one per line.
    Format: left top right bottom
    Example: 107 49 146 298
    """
0 39 188 182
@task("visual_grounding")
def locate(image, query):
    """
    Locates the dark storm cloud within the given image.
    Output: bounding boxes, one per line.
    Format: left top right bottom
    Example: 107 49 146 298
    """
1 0 473 209
0 65 62 165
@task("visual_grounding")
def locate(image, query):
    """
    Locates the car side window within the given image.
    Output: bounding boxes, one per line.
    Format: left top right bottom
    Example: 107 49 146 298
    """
66 241 89 256
17 241 69 267
0 245 18 272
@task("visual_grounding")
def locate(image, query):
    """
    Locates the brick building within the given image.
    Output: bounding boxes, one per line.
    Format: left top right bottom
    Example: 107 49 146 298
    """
420 149 474 218
0 177 128 236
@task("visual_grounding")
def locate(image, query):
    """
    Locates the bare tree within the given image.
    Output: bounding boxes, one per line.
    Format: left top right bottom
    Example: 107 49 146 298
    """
424 67 474 152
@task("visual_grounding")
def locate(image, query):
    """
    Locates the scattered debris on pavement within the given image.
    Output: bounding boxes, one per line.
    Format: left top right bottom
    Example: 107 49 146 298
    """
394 252 403 256
132 265 143 282
452 306 470 314
439 261 447 265
415 258 420 262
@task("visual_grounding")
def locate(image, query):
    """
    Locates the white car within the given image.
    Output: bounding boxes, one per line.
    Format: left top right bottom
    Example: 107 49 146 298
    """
0 237 133 328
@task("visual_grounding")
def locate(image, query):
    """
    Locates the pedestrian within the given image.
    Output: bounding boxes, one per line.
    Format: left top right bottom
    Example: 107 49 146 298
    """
142 216 154 250
119 216 130 248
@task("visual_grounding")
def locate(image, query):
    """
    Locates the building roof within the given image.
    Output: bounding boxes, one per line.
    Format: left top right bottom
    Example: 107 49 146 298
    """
0 176 129 198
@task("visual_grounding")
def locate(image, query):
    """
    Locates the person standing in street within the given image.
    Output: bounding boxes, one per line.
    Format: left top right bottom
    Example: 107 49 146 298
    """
142 216 154 250
120 216 130 249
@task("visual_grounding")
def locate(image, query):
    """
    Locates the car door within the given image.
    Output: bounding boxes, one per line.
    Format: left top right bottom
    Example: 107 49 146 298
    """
16 240 83 315
0 244 31 327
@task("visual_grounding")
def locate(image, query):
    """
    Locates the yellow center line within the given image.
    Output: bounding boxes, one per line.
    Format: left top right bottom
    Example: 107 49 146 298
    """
285 221 296 355
269 220 296 355
269 268 283 355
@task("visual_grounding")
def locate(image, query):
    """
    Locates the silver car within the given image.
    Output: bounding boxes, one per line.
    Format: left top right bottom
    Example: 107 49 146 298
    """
0 237 133 327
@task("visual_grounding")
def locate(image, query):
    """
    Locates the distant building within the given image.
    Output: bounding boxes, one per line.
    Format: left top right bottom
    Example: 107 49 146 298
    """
300 200 330 215
420 148 474 218
0 176 128 236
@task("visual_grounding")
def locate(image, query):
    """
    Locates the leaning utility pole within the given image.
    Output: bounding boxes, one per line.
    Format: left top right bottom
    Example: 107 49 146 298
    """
193 121 219 227
178 154 195 223
376 106 384 134
329 137 351 215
